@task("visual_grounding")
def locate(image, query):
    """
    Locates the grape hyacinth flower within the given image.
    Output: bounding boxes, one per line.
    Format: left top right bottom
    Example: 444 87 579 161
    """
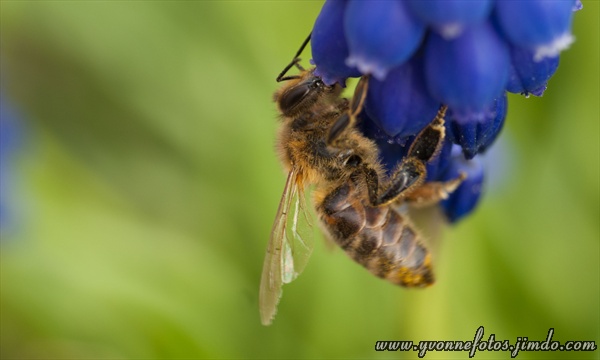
310 0 580 222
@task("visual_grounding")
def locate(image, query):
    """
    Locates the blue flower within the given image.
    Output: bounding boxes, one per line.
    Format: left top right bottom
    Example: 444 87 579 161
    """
439 145 485 223
424 21 509 118
446 93 507 160
425 136 454 182
356 111 412 174
310 0 579 222
344 0 425 81
495 0 576 61
312 0 361 85
406 0 492 39
506 44 560 97
363 54 439 139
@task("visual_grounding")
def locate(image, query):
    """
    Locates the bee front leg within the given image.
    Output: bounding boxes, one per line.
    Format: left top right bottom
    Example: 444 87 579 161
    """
326 76 370 147
327 113 353 147
348 75 370 118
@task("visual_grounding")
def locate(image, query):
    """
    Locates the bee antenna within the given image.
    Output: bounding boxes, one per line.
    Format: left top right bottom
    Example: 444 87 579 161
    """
276 32 312 82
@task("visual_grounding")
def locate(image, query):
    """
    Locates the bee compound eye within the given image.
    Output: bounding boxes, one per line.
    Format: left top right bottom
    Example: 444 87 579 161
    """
279 83 311 115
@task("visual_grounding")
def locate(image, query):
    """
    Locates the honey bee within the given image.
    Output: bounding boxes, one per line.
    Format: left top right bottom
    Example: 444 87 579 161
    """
259 34 465 326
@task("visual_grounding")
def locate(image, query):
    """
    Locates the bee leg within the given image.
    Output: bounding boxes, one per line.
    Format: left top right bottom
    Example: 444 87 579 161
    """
327 113 352 146
367 106 448 207
348 164 378 205
346 158 421 208
326 76 370 147
371 158 427 206
404 172 467 207
348 75 370 118
407 105 447 163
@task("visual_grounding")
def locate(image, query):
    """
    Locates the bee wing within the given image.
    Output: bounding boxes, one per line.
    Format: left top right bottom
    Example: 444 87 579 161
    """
284 178 314 277
406 203 448 253
259 169 314 326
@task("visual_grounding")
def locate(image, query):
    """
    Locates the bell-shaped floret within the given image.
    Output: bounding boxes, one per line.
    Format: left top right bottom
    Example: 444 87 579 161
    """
424 21 510 115
312 0 361 85
344 0 425 80
406 0 492 39
364 55 440 139
446 93 507 159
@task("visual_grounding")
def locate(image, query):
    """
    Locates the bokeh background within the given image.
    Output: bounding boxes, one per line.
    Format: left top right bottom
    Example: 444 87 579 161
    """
1 1 598 359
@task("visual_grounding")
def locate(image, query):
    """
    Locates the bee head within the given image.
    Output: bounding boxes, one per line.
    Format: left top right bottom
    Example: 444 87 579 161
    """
276 71 337 118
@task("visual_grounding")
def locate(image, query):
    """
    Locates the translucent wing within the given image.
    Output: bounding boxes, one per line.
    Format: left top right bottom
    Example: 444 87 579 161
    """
406 203 448 254
259 168 314 326
285 176 314 277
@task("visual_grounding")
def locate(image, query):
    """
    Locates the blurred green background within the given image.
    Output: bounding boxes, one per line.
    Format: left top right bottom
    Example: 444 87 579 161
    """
0 1 598 359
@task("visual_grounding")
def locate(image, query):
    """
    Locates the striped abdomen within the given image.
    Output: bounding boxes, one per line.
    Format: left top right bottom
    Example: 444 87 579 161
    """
317 183 434 287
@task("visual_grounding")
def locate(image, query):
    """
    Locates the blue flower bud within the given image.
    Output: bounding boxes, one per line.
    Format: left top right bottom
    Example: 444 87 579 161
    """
495 0 575 60
573 0 583 12
357 112 411 174
364 55 440 138
312 0 361 85
439 145 484 223
424 21 510 113
344 0 425 80
447 93 507 159
506 44 560 97
425 137 454 182
405 0 492 39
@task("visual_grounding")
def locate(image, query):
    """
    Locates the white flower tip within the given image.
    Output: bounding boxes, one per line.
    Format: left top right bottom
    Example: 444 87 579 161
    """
533 32 575 62
345 55 389 81
438 23 464 39
573 0 583 12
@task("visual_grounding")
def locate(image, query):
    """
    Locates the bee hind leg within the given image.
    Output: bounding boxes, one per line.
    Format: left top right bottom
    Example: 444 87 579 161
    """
366 105 449 207
404 172 467 207
344 158 423 208
407 105 447 163
369 158 427 206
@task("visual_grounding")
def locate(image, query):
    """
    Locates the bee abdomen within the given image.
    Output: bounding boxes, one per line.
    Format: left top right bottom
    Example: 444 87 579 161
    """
319 183 365 248
319 185 434 288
